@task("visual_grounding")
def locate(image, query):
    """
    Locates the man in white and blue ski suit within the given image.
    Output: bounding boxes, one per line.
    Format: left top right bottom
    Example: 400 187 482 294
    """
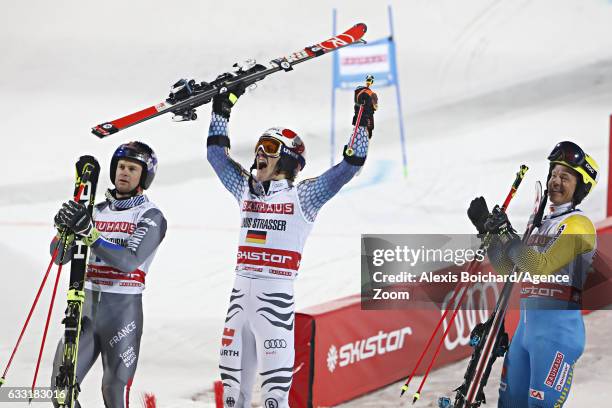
51 142 167 408
206 75 377 408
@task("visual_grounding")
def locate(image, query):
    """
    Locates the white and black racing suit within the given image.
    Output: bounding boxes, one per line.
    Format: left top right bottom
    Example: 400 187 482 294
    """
207 112 369 408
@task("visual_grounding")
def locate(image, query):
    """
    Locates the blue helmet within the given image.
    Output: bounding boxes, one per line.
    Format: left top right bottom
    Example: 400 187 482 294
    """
110 141 158 190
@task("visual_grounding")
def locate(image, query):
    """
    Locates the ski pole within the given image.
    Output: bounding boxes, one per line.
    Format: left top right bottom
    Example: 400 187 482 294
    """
404 258 481 400
30 261 64 399
346 104 365 157
0 248 59 387
412 285 470 404
0 181 89 387
400 165 528 401
29 168 93 397
346 75 373 156
412 260 482 404
400 280 467 396
0 167 90 389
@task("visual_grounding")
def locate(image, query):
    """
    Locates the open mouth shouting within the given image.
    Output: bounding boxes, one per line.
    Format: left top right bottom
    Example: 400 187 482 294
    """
257 153 269 170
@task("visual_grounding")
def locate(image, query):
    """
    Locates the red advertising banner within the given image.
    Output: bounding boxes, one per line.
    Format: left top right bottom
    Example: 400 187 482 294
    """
290 286 520 407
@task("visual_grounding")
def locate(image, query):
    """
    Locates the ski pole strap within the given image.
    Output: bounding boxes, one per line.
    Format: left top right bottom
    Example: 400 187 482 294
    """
343 145 366 166
207 135 231 149
502 164 528 211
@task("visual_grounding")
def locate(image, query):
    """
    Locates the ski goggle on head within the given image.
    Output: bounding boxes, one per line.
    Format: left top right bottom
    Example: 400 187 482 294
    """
254 136 283 157
548 141 598 185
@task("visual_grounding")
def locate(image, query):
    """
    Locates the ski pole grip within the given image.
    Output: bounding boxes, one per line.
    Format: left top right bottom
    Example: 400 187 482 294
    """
501 164 528 211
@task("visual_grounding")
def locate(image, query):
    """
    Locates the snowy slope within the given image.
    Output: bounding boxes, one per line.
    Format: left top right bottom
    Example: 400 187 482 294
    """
1 0 612 407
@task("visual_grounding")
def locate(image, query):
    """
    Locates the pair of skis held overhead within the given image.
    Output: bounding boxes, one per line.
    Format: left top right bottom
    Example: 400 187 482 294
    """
400 166 549 408
91 23 368 138
1 23 369 408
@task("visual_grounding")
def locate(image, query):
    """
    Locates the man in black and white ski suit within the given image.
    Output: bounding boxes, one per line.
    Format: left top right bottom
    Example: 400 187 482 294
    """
51 142 167 408
207 77 376 408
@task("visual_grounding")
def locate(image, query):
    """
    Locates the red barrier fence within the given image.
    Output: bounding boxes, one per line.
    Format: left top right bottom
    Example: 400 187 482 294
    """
290 221 612 407
607 114 611 217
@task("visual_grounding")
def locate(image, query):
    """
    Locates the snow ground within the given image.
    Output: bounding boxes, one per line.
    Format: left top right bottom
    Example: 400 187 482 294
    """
1 0 612 406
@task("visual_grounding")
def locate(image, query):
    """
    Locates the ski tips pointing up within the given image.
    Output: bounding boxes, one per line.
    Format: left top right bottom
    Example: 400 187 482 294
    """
350 23 367 42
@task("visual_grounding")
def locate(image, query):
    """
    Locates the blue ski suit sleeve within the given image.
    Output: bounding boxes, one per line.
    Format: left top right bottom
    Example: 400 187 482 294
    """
89 208 167 273
206 112 250 202
297 126 369 222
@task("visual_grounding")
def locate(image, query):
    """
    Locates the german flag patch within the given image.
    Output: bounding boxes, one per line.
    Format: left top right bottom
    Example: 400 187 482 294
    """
246 230 267 244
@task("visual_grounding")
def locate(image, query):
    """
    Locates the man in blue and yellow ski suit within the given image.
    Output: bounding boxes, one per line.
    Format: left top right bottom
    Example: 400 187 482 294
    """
468 141 599 408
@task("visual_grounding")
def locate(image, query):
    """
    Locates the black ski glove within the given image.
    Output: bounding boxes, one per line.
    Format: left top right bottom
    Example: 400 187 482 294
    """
54 210 68 230
212 82 246 120
55 200 99 245
467 197 490 235
352 86 377 131
212 61 266 119
485 205 519 245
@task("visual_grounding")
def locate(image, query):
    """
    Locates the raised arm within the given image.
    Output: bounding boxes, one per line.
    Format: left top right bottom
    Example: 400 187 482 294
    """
205 66 271 203
297 121 371 222
297 85 377 222
206 110 250 202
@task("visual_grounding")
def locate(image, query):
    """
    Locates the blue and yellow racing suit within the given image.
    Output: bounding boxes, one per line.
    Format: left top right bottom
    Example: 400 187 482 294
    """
488 202 596 408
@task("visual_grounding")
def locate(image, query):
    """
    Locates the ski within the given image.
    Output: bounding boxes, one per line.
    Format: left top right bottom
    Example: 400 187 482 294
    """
92 23 367 137
439 182 548 408
54 155 100 408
